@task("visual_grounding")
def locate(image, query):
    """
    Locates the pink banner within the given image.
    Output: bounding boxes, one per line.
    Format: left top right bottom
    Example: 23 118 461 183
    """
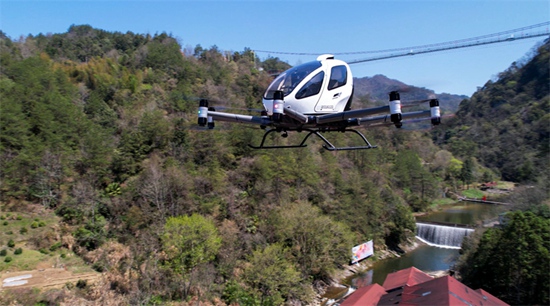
351 240 373 264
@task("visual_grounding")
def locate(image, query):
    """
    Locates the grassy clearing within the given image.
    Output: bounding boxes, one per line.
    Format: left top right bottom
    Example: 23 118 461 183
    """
0 247 94 273
461 188 484 199
0 208 60 246
0 203 92 274
429 198 456 209
0 248 50 271
496 181 515 190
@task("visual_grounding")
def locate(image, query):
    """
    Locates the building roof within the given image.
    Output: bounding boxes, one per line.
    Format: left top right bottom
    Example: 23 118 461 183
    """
340 283 386 306
399 275 509 306
376 287 404 305
340 267 509 306
475 289 508 305
382 266 433 291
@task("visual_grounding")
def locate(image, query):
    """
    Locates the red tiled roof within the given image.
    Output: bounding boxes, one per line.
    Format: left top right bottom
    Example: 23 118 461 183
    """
340 283 386 306
382 266 433 291
475 289 510 306
399 276 509 306
377 287 404 305
340 267 509 306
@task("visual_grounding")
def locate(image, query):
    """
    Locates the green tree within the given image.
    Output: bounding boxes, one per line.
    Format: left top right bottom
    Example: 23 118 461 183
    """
161 214 221 298
447 157 463 191
74 214 107 251
458 211 550 305
138 110 172 153
144 36 185 75
0 77 29 151
222 281 261 306
261 56 291 73
242 243 309 305
460 157 474 189
270 201 354 281
392 149 437 211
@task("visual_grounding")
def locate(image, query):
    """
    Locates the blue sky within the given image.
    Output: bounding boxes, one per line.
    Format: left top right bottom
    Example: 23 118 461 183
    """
1 0 548 96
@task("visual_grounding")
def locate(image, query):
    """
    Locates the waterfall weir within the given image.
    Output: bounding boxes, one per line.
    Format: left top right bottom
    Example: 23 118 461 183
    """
415 222 474 249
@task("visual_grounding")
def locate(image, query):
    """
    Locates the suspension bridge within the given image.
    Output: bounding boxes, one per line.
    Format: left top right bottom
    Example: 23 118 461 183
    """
254 22 550 64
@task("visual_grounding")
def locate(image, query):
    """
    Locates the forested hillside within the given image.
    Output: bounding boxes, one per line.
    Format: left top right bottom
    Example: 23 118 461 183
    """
434 39 550 183
439 39 550 306
353 74 467 113
0 25 547 305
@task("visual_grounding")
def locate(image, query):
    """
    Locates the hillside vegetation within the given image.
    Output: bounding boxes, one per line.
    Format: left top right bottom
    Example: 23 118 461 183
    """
434 39 549 183
353 74 467 113
440 39 550 306
0 25 548 305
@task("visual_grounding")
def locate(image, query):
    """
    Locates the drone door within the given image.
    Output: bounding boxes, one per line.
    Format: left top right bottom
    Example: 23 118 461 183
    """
315 65 351 113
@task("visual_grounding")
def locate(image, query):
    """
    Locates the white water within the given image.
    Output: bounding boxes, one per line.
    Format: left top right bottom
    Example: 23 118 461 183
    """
416 223 474 249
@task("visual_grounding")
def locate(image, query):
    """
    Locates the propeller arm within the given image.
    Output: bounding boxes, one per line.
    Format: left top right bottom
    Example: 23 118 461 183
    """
207 111 271 126
284 107 310 124
316 105 390 124
402 110 432 120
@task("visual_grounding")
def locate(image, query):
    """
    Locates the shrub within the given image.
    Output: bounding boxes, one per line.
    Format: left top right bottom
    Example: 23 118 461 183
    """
16 216 22 220
20 227 28 234
0 249 7 256
14 248 22 255
7 239 15 247
31 221 39 229
4 256 12 263
92 262 105 272
50 242 62 252
76 279 87 289
3 221 7 226
38 221 46 227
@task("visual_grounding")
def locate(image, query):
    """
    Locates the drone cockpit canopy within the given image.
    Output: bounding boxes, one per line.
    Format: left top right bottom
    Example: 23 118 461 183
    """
262 54 353 116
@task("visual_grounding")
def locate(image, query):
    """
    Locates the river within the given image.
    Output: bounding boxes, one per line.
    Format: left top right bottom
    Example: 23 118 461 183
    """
348 244 460 288
415 201 505 226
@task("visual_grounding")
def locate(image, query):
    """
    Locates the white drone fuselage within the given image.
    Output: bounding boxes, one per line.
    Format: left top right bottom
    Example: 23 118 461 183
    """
262 54 354 116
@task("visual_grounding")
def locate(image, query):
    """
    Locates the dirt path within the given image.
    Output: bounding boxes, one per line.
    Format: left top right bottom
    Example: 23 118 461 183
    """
1 268 100 291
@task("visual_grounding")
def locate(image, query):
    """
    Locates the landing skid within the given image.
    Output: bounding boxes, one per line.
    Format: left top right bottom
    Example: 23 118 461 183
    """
248 128 377 151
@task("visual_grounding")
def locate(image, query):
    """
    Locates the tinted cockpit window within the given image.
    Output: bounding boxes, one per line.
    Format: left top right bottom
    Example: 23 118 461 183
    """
328 65 347 90
296 71 324 99
263 61 322 99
